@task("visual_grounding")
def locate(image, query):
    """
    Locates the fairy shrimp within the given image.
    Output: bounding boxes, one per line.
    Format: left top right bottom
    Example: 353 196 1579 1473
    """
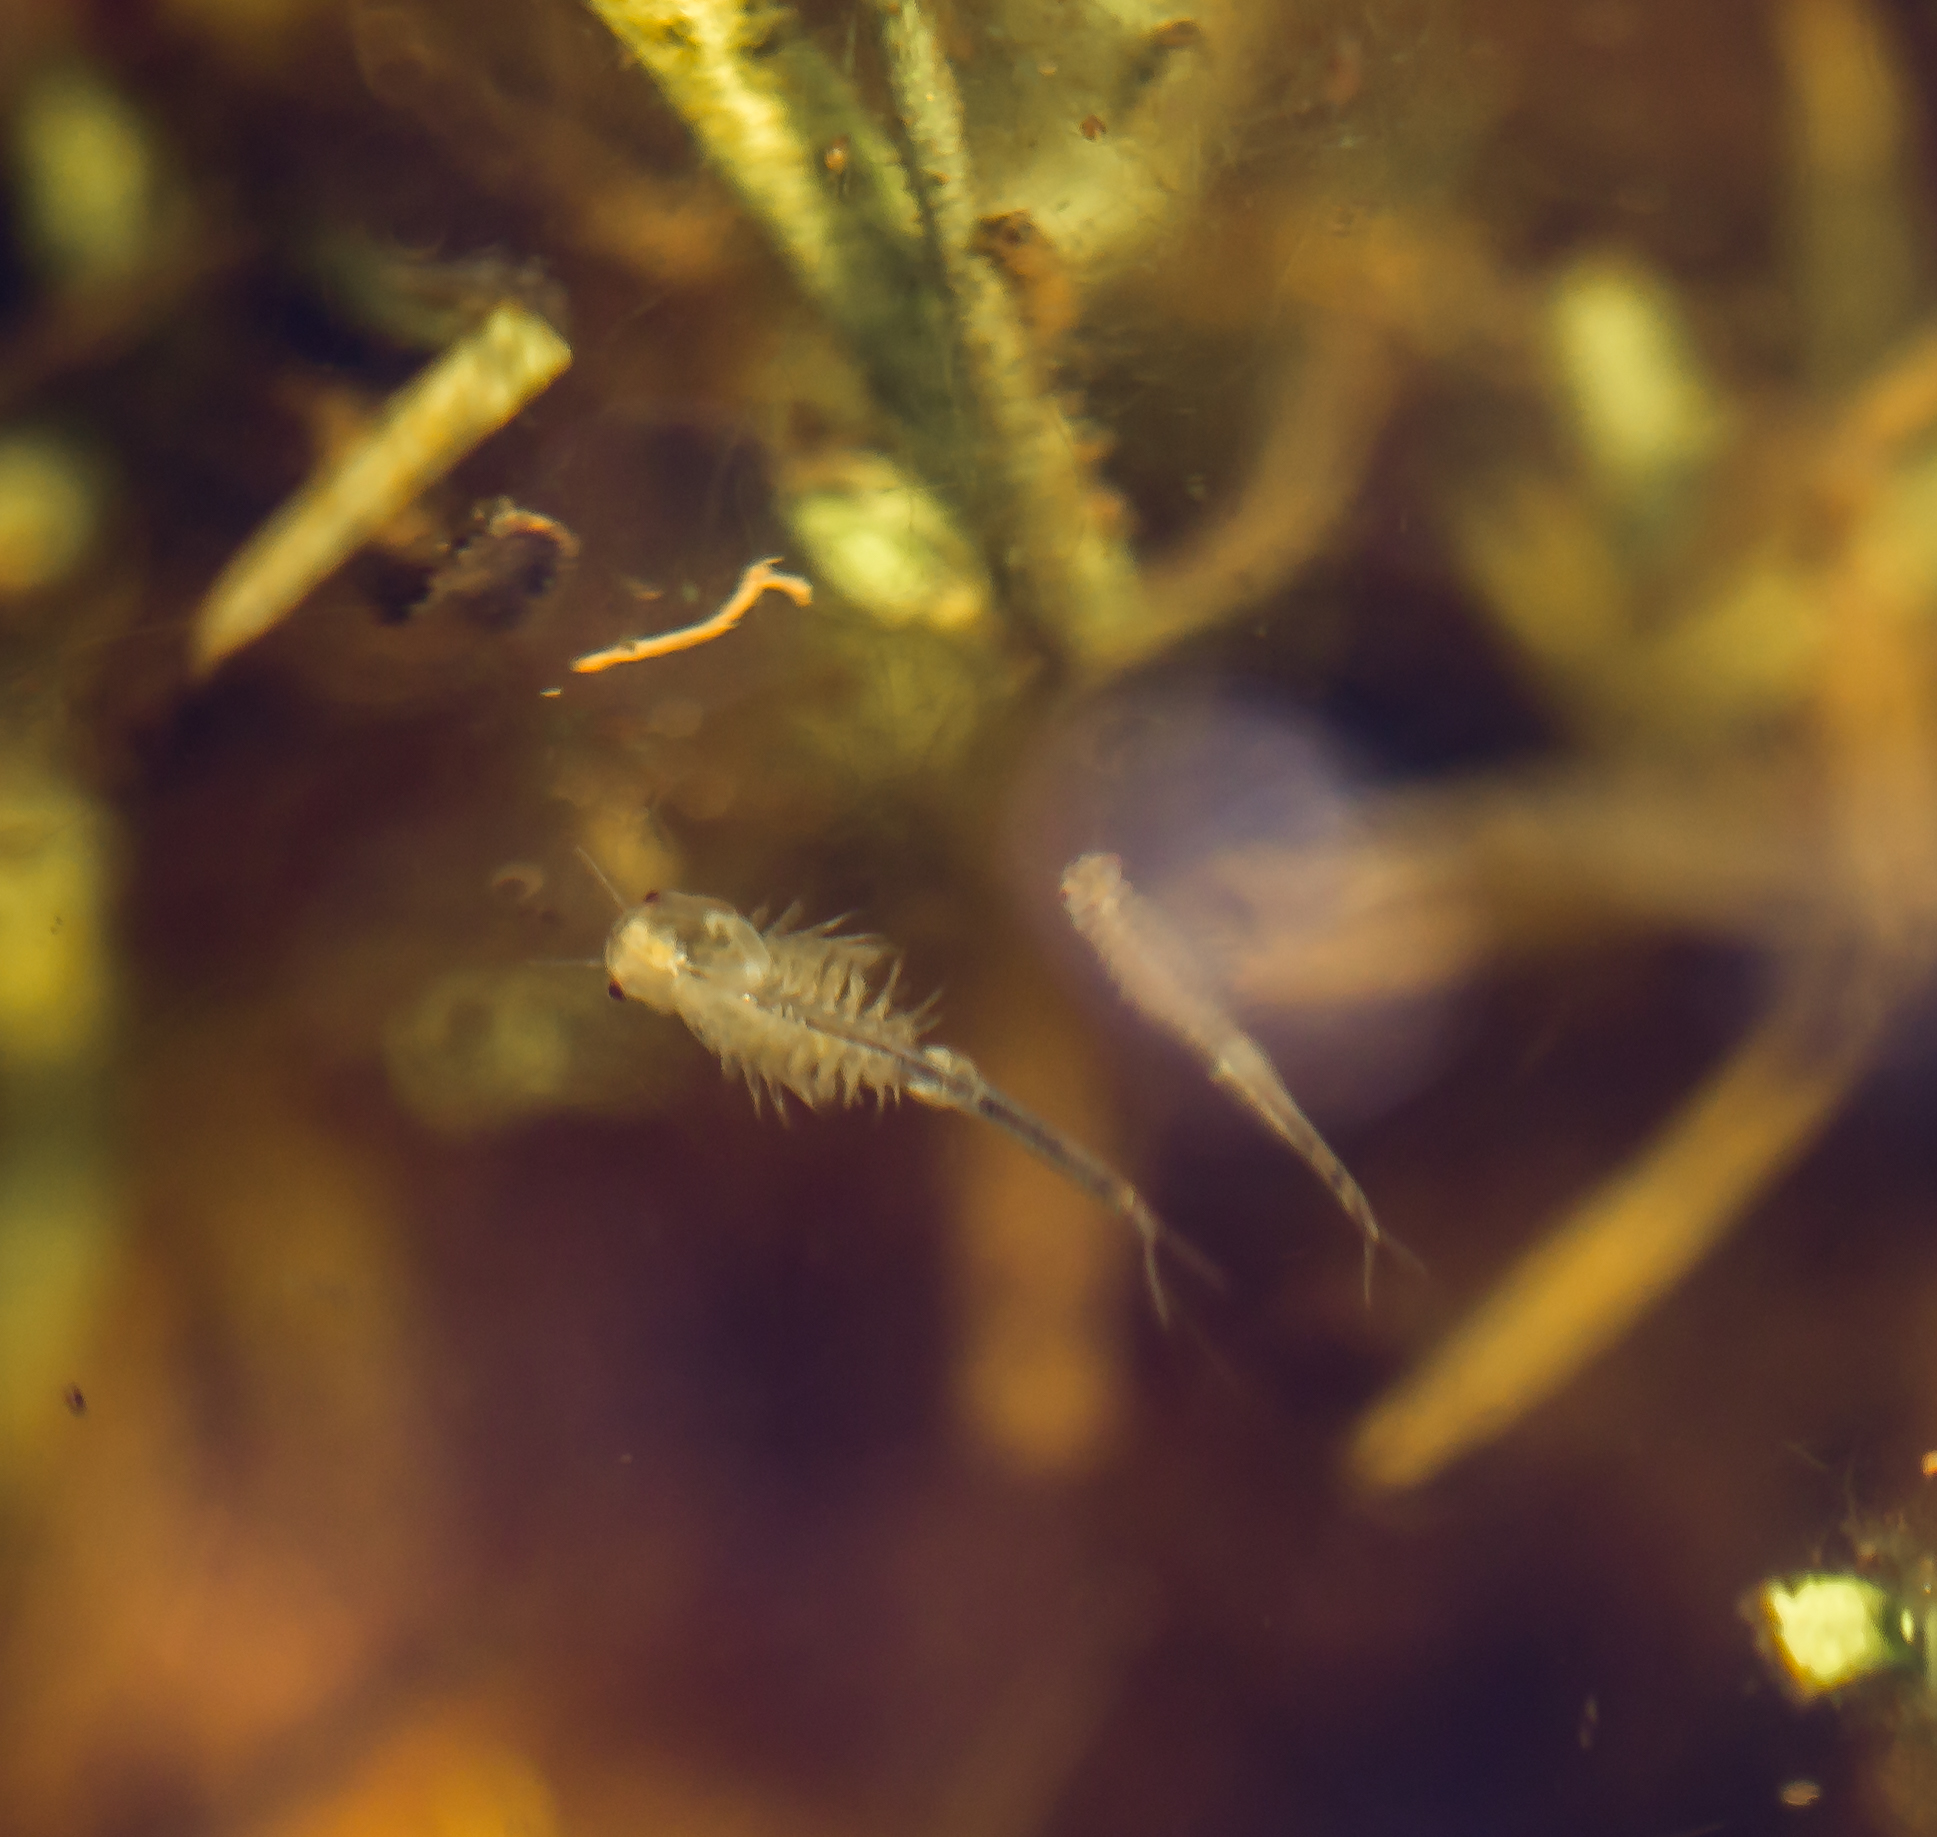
1059 851 1404 1296
601 882 1214 1318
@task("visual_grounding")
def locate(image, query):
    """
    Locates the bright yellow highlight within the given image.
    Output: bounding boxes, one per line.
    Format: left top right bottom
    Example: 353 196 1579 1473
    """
1759 1575 1901 1698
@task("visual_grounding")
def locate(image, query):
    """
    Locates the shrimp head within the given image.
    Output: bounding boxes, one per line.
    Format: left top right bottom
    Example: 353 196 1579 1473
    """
1058 851 1125 929
606 891 773 1011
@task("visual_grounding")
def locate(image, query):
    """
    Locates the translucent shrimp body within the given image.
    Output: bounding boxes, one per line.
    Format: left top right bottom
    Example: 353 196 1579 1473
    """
605 889 1205 1315
1060 852 1400 1294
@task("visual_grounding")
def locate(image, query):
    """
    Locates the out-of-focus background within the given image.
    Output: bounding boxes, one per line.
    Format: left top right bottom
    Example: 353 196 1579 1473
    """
7 0 1937 1831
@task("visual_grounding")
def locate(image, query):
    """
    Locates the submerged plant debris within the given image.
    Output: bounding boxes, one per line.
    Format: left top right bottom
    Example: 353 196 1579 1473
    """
9 1 1937 1834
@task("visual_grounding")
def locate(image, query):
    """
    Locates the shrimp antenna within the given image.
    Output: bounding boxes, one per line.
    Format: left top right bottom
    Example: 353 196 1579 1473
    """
575 846 629 911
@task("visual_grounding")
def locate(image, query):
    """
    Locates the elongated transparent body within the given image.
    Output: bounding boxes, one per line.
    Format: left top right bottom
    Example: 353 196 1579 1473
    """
605 888 1207 1315
1060 852 1400 1294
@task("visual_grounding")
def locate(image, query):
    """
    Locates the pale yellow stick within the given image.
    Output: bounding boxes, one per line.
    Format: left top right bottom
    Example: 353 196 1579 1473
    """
1348 971 1882 1493
191 302 571 675
568 558 811 674
1777 0 1923 384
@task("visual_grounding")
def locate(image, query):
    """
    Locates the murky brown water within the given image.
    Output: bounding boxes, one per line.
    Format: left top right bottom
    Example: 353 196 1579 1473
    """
6 3 1937 1834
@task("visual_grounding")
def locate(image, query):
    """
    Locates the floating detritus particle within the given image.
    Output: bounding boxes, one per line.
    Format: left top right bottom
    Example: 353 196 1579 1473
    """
973 211 1077 344
191 299 572 675
412 498 580 632
569 556 811 675
488 861 547 907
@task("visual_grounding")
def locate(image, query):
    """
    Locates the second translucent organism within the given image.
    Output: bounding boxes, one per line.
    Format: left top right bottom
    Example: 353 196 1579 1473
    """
1060 851 1400 1294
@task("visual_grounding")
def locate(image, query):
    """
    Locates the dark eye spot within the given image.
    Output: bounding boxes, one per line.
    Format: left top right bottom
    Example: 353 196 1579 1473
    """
608 981 625 1000
641 890 660 904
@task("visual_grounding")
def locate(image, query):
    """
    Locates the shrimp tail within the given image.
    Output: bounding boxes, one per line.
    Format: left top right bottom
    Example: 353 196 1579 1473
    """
1211 1040 1418 1299
914 1047 1222 1322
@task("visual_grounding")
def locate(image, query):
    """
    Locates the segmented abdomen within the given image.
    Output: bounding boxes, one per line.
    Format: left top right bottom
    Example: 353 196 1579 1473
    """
674 918 933 1111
